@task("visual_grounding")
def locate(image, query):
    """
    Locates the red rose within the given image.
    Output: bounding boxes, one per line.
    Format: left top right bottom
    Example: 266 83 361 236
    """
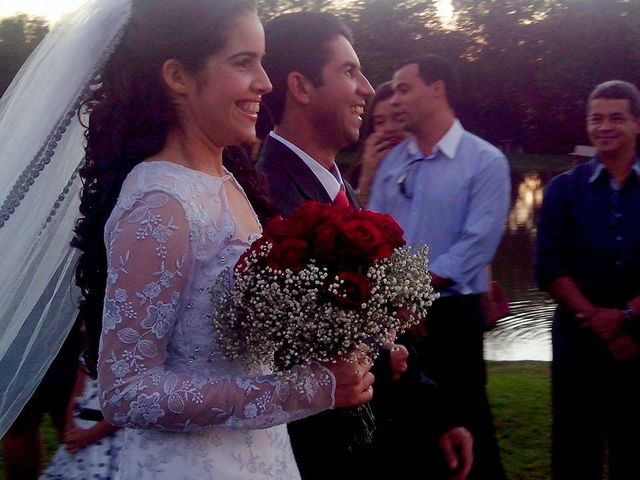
294 201 355 233
267 238 309 272
364 211 405 250
341 219 390 262
311 221 342 264
331 271 371 308
291 201 332 232
264 216 308 242
326 203 355 222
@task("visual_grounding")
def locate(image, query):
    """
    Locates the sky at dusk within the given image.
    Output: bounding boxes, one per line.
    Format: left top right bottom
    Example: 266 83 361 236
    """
0 0 454 25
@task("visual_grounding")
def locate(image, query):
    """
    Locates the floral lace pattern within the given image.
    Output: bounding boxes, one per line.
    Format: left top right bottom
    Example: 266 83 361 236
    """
98 161 334 479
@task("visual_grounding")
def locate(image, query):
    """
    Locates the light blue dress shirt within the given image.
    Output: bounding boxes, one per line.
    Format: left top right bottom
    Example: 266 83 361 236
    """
368 120 511 296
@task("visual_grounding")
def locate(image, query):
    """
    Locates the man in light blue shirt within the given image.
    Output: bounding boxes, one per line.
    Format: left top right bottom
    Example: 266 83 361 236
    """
369 54 510 480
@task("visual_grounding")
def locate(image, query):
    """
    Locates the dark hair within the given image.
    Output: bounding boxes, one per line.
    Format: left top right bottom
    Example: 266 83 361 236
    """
359 81 395 141
347 81 395 187
402 54 458 106
261 12 353 126
588 80 640 118
71 0 273 377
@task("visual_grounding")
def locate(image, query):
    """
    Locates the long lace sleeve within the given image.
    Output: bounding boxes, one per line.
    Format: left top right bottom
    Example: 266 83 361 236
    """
98 190 335 432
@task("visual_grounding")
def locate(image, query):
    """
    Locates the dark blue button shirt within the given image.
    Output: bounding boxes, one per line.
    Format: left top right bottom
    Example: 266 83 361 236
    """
536 158 640 308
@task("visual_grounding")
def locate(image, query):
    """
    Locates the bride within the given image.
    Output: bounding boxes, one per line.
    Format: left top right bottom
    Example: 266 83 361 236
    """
0 0 374 478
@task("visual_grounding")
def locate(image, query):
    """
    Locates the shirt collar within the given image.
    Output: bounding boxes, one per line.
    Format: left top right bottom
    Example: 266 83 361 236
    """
588 160 605 183
588 157 640 183
407 119 464 160
269 131 342 199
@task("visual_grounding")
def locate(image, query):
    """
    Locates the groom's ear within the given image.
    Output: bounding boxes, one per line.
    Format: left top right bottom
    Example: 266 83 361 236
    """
286 71 313 105
161 58 193 95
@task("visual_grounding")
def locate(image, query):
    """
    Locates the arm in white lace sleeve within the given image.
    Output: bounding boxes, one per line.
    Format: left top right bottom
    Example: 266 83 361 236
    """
98 190 335 432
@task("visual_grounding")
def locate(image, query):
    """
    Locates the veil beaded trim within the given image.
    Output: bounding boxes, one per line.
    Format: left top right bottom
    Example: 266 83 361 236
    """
0 103 79 229
37 164 83 240
0 0 131 437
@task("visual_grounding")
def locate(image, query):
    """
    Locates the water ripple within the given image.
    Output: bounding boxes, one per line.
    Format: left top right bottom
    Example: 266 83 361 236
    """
484 295 555 361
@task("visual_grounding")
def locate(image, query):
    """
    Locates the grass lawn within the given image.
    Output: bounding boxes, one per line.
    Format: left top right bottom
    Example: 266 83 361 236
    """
0 361 552 479
488 361 551 480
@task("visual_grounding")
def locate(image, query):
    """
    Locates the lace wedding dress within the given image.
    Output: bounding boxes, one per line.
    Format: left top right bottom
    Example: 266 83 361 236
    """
98 161 335 479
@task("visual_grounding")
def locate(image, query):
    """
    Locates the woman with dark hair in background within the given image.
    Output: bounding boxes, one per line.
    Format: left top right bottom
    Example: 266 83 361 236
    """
349 81 409 205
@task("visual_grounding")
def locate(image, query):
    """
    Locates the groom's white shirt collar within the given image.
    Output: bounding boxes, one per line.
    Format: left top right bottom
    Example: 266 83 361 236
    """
269 131 342 200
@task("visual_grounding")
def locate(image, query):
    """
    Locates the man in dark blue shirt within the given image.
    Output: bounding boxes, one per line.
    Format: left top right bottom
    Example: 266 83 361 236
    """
536 80 640 480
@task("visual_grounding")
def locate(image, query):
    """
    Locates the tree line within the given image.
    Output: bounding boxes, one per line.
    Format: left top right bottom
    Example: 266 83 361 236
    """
2 0 638 154
0 14 48 98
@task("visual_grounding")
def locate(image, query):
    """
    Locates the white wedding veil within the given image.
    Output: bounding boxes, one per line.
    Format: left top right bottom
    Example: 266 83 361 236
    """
0 0 131 437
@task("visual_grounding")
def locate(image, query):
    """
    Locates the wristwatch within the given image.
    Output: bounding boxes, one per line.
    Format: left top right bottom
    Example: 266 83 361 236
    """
622 307 640 342
622 307 638 326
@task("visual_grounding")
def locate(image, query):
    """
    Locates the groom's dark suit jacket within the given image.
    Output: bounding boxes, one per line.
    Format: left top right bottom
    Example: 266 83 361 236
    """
256 135 372 478
256 134 361 216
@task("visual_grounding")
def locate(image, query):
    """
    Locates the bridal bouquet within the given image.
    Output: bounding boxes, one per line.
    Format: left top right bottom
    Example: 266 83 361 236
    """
211 201 437 371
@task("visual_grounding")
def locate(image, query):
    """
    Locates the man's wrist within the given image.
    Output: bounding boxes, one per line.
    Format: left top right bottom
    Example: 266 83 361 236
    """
626 300 640 317
621 306 640 342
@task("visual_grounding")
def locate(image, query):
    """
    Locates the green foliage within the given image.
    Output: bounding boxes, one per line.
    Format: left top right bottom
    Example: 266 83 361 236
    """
256 0 639 154
1 1 639 152
0 14 48 97
257 0 336 20
343 0 454 86
452 0 640 153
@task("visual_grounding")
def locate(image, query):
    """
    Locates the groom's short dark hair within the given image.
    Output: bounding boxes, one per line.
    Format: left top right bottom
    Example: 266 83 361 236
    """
262 12 353 125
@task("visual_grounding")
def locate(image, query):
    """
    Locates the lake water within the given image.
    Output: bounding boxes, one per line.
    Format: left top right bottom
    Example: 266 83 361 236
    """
484 171 559 361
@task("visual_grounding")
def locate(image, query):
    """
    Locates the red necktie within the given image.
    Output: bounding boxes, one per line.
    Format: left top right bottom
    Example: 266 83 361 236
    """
333 186 350 207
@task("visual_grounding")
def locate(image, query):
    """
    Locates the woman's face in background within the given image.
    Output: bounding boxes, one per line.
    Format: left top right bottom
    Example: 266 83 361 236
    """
370 97 408 147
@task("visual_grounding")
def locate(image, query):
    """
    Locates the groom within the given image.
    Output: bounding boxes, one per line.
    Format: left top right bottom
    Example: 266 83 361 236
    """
257 11 472 480
257 12 369 216
257 12 388 479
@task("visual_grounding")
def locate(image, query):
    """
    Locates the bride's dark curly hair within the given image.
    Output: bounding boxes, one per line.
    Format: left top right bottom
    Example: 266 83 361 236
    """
72 0 275 377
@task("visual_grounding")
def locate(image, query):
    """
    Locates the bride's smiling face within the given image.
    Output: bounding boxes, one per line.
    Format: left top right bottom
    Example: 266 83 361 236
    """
173 12 272 148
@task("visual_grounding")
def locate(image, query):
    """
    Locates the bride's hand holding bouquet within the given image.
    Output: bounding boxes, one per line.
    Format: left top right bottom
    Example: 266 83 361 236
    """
324 353 375 408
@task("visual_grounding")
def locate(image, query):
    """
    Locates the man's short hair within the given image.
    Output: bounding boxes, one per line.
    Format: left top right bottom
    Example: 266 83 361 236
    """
262 12 353 125
588 80 640 119
400 54 458 106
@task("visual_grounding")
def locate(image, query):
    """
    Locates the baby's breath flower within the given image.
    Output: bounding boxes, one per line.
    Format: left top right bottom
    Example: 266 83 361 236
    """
211 243 437 372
